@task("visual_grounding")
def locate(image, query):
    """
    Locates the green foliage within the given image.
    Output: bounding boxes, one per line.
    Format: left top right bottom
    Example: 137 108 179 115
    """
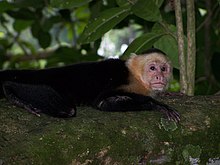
13 20 33 32
131 0 162 22
13 0 45 8
116 0 131 7
0 1 14 13
50 0 92 8
79 6 130 44
7 8 36 20
38 31 52 49
154 35 179 69
123 33 165 57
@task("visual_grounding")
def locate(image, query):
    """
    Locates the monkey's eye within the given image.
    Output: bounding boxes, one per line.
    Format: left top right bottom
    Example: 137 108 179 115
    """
150 66 156 71
161 67 166 72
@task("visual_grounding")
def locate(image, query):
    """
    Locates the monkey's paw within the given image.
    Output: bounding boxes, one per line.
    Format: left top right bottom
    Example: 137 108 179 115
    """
158 105 180 123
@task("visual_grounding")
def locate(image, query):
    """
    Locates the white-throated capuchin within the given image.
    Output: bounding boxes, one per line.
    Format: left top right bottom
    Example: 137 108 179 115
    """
0 48 180 122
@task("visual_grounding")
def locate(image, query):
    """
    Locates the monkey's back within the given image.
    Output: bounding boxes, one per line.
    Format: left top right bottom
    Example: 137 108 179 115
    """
0 59 129 104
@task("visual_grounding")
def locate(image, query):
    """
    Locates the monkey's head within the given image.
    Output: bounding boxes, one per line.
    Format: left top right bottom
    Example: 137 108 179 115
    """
127 49 172 95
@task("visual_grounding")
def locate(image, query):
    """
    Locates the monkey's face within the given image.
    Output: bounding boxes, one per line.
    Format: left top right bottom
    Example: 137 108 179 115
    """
146 62 171 91
141 54 172 92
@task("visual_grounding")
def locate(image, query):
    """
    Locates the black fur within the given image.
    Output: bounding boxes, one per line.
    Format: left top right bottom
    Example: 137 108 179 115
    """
3 81 75 117
0 59 129 117
0 58 180 121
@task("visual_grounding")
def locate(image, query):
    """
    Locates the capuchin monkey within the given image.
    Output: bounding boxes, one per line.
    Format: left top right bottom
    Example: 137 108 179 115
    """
0 48 180 122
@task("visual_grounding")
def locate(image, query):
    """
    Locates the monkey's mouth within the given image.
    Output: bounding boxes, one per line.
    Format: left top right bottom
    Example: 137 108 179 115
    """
151 82 166 90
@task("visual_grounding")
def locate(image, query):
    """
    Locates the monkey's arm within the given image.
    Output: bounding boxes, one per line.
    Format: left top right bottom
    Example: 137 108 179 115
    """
95 91 180 122
2 81 76 118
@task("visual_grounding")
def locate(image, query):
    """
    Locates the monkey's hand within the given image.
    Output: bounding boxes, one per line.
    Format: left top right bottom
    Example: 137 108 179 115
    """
155 103 180 122
131 95 181 122
96 91 180 122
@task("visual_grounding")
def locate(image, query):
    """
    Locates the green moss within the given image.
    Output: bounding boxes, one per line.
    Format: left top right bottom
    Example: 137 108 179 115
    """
1 96 220 164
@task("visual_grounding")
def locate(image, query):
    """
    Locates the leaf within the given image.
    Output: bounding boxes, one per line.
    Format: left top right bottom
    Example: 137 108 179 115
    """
78 6 131 44
50 0 92 8
152 22 177 34
132 0 162 22
14 20 33 32
0 1 15 13
14 0 45 8
7 8 36 20
31 21 41 38
42 16 62 32
122 33 164 57
116 0 131 7
154 35 179 69
38 30 51 49
155 0 164 8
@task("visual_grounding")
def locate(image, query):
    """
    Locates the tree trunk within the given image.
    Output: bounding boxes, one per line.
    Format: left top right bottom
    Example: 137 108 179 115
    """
174 0 188 94
186 0 196 96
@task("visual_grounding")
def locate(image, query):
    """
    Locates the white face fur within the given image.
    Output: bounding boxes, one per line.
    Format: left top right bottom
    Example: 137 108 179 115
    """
127 52 172 94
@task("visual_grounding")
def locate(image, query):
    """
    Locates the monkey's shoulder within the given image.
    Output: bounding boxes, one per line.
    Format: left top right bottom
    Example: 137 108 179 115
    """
51 58 127 72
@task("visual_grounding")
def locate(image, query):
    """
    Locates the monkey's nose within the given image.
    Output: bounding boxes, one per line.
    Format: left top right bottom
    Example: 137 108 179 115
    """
156 75 163 81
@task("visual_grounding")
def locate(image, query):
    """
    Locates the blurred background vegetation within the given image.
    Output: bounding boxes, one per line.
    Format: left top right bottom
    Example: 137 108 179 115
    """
0 0 219 95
